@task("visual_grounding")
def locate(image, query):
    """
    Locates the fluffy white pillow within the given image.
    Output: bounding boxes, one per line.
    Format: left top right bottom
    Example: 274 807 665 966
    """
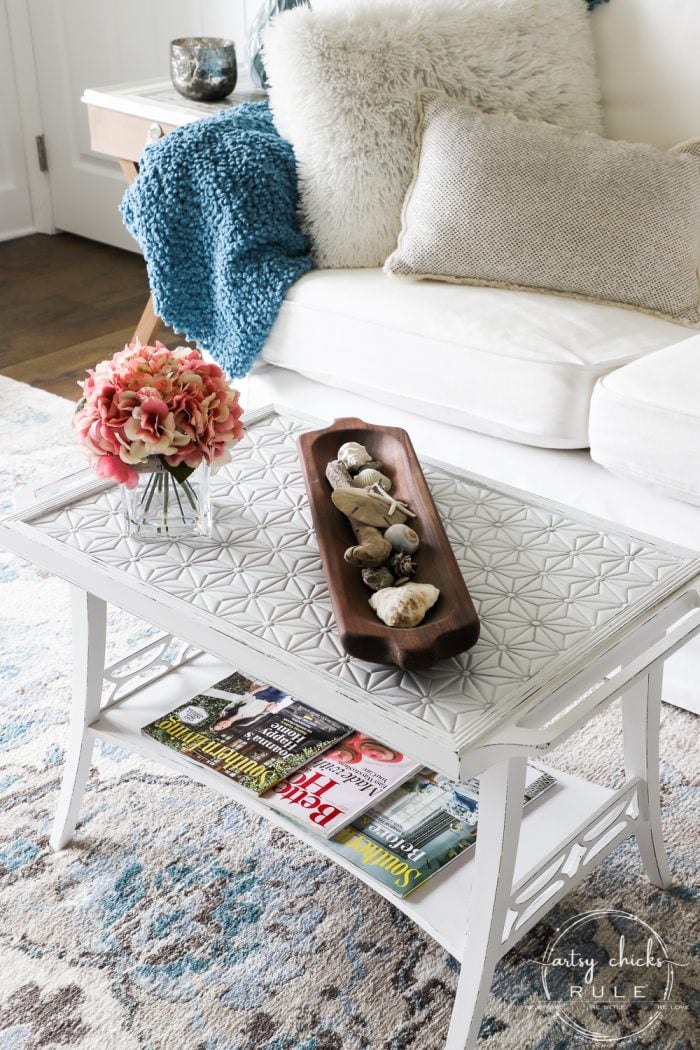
264 0 602 268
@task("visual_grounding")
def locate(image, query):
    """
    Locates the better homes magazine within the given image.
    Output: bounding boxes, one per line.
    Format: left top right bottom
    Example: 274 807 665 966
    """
263 732 422 838
142 671 351 795
327 765 556 898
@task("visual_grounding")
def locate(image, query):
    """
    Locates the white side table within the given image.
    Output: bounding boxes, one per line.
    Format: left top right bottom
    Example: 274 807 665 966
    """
81 77 265 344
2 406 699 1049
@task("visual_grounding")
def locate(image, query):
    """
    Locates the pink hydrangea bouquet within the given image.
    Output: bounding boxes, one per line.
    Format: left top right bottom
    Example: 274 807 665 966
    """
73 341 244 489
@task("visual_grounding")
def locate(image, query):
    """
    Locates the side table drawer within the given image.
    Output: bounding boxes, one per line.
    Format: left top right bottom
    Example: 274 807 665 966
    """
87 104 177 162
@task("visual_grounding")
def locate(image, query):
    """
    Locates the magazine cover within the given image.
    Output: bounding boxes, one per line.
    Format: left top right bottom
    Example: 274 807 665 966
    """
327 765 556 898
263 733 423 838
142 671 352 795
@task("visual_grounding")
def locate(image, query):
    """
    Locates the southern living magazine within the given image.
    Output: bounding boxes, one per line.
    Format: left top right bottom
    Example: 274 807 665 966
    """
263 733 422 838
142 671 352 795
327 765 556 898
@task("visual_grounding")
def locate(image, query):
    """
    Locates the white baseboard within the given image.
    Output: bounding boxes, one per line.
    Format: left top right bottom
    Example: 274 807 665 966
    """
0 225 37 242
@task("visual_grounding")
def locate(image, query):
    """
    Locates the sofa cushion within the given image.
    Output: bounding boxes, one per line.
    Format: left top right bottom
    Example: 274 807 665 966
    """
264 0 602 268
261 269 692 448
589 336 700 505
385 93 700 327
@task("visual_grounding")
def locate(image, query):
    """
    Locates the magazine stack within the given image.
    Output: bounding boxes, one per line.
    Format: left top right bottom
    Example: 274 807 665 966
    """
142 667 555 897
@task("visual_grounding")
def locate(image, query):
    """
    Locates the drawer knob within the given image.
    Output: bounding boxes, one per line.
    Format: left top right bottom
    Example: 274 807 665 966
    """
147 122 163 142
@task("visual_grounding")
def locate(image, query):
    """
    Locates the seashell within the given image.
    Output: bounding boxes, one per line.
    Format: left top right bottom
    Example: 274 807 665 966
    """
353 468 392 491
332 488 407 527
388 551 416 584
361 565 395 591
369 583 440 628
384 523 419 553
367 483 416 519
338 441 373 474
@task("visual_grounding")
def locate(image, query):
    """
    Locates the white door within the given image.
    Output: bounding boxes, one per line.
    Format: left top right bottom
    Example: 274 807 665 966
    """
0 1 34 240
25 0 251 251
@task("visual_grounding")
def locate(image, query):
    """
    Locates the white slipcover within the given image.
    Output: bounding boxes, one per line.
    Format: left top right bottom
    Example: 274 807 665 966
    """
262 269 691 448
589 336 700 506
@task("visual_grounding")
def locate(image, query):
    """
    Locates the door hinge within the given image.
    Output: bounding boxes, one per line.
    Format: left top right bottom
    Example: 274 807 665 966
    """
35 134 48 172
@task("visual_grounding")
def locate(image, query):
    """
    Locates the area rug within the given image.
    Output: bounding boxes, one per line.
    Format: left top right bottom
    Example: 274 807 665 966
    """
0 375 698 1050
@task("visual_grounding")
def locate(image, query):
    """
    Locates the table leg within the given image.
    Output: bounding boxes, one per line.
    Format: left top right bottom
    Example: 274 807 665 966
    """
118 159 139 186
49 588 106 852
132 294 160 346
622 667 672 889
118 158 162 346
446 756 527 1050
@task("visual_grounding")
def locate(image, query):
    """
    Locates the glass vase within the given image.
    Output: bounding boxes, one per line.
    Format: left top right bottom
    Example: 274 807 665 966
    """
120 458 212 540
245 0 309 89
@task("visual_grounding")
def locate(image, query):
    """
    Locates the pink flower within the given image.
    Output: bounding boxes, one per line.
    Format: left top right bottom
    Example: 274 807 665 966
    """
163 445 206 471
94 454 139 488
123 395 178 455
74 341 244 486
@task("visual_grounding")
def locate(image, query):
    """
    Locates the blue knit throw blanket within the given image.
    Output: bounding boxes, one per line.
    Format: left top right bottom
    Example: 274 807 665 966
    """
120 101 312 378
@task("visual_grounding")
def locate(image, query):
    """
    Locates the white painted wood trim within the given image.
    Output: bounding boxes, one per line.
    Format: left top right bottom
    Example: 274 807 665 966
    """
502 780 642 950
49 588 106 851
0 225 36 242
446 756 527 1049
101 632 200 709
482 600 700 753
82 78 264 127
622 668 672 889
5 0 55 233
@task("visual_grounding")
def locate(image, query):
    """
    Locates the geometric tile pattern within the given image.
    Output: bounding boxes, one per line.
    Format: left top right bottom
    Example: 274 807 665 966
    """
29 410 700 750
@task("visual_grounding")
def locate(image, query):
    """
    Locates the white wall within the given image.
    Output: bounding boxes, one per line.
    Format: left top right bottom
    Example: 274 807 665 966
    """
200 0 251 53
592 0 700 148
0 0 34 240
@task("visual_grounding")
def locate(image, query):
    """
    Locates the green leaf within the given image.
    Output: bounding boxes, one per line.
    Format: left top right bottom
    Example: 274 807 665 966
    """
160 458 196 484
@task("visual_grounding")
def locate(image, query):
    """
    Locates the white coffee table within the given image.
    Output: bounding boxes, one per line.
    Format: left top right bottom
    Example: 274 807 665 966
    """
2 406 699 1050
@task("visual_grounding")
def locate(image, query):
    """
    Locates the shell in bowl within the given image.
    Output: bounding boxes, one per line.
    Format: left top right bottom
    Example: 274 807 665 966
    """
369 583 440 628
352 468 392 491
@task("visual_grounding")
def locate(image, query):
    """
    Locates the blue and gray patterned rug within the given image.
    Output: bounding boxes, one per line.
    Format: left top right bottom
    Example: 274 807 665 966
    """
0 376 697 1049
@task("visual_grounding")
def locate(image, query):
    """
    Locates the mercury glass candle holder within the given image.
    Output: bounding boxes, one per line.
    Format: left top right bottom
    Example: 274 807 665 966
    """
170 37 237 102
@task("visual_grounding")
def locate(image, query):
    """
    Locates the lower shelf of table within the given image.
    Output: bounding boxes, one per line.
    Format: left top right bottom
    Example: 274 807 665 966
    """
88 650 616 961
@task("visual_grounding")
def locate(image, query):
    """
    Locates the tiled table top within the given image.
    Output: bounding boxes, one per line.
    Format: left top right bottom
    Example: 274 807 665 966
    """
9 408 700 760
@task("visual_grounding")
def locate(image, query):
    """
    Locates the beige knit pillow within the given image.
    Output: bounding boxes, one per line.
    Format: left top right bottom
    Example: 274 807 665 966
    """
385 93 700 327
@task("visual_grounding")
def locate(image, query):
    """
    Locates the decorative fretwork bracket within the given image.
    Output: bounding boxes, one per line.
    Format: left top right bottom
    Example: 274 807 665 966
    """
101 633 201 709
502 781 641 951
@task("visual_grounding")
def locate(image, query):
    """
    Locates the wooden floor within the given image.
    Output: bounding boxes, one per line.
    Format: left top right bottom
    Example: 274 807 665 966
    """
0 232 186 401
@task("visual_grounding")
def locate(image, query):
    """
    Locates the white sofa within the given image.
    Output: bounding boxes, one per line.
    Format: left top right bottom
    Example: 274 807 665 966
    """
247 0 700 712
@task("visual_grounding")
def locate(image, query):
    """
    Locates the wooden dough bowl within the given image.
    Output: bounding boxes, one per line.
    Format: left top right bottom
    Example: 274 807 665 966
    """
297 418 481 670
